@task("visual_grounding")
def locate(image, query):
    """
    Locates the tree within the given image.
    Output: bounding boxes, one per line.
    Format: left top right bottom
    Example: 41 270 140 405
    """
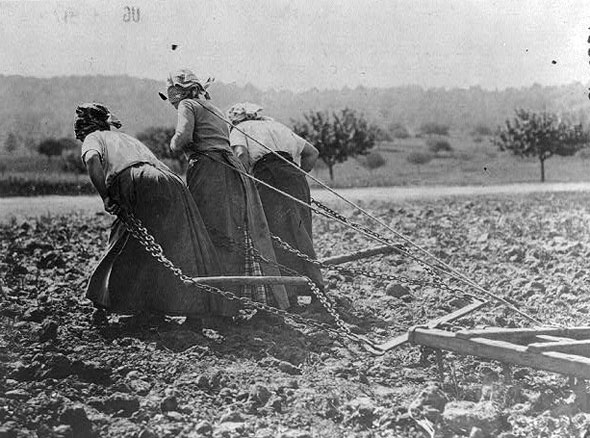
4 133 18 154
419 122 450 136
37 138 64 161
494 109 589 182
388 122 410 139
292 108 378 180
406 151 433 174
426 137 453 155
136 126 183 163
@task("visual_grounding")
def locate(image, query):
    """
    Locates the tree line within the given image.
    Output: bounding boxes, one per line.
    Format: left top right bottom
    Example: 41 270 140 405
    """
7 107 589 183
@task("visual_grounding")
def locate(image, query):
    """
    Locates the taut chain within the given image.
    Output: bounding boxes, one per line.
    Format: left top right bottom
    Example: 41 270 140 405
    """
119 212 384 355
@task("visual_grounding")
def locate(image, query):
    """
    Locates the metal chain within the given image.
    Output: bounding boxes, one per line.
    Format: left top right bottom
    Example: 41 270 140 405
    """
310 199 468 296
119 213 384 354
208 229 368 347
271 233 447 290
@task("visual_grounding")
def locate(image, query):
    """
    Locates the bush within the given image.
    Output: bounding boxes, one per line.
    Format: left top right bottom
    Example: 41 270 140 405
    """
61 148 86 174
363 152 386 170
0 172 94 196
577 148 590 160
37 138 64 160
388 122 410 139
419 122 450 136
426 137 453 154
471 124 493 137
406 151 433 167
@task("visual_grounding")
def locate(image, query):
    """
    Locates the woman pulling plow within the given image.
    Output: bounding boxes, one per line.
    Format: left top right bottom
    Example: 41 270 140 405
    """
227 103 324 302
75 103 221 326
164 69 291 321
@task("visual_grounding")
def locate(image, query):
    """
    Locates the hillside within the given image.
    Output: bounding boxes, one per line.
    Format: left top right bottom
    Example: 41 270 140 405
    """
0 74 588 152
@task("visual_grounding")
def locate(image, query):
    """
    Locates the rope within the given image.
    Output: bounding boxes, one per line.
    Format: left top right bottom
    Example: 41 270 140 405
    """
186 101 547 326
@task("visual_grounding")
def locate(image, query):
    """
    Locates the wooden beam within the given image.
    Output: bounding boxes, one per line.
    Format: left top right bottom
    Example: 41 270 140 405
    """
410 328 590 379
375 299 486 352
534 335 576 343
527 340 590 356
455 327 590 342
320 244 401 265
192 276 309 287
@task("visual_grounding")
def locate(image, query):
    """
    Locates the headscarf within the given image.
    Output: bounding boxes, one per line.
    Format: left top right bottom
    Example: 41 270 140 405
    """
165 69 214 107
227 102 264 125
74 103 122 140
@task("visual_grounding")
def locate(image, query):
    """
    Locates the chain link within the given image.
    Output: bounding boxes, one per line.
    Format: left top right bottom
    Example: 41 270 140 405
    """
310 199 467 297
118 213 383 354
271 233 446 290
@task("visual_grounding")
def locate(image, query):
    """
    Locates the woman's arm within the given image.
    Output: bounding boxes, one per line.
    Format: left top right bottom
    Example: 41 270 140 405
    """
300 141 319 172
170 100 195 153
84 152 120 215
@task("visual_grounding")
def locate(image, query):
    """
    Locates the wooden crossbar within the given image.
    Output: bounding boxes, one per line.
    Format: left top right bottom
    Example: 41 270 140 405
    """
192 276 309 287
455 327 590 342
527 340 590 355
375 299 487 352
320 244 401 265
409 328 590 379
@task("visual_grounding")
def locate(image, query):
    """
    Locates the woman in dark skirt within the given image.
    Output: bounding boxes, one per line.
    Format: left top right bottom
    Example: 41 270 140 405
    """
165 70 290 315
227 103 324 299
75 103 221 320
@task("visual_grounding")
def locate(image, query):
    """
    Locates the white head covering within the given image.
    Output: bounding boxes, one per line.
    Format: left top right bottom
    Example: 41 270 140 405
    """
226 102 265 125
165 69 215 106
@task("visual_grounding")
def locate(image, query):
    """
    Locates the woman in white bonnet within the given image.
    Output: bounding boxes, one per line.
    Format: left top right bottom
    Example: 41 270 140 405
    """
227 103 323 301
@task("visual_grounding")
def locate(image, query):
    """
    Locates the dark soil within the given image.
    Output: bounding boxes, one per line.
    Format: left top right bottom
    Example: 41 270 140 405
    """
2 192 590 437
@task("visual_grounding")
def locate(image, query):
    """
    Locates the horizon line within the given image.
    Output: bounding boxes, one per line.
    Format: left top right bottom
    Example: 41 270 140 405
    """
1 73 588 95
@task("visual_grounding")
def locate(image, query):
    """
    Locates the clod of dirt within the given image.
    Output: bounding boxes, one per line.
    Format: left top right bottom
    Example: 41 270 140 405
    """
409 384 448 422
52 425 73 438
0 421 18 438
219 410 246 423
442 401 501 435
22 306 48 323
37 251 66 269
258 357 301 375
88 393 139 416
385 283 411 298
4 389 30 401
195 374 210 389
195 420 213 435
279 429 312 438
213 421 246 437
72 360 112 384
38 318 59 342
59 404 93 436
343 396 376 427
39 353 72 379
160 395 178 412
137 429 158 438
470 426 486 438
8 361 39 381
265 395 283 413
249 384 272 406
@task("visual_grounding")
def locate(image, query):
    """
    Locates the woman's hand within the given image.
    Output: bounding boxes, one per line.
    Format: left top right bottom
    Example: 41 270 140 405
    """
103 196 122 216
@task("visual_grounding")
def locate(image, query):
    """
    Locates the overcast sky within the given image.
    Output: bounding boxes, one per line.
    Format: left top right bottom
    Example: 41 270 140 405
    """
0 0 588 91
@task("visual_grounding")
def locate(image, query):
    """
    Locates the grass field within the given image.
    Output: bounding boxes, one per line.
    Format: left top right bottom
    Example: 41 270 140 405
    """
2 135 590 196
309 136 590 188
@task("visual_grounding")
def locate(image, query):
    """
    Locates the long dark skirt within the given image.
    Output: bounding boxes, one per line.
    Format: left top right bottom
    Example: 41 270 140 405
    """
86 163 221 316
253 153 324 299
186 149 290 314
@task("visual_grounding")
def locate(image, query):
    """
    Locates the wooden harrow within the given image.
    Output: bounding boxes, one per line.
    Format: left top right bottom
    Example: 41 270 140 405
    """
197 245 590 380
